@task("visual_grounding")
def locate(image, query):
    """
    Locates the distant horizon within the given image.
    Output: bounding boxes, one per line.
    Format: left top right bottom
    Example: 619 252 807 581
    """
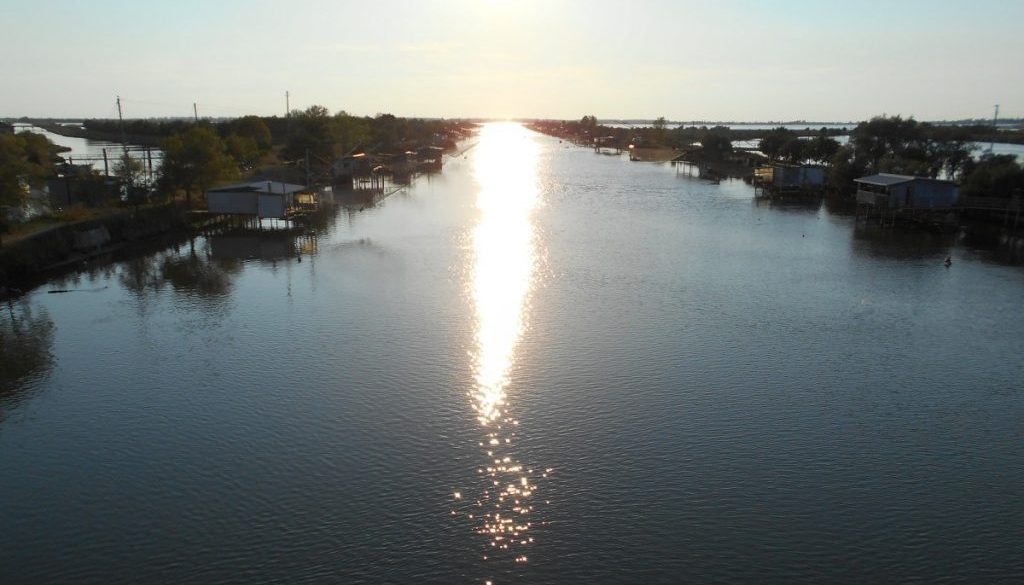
4 114 1020 127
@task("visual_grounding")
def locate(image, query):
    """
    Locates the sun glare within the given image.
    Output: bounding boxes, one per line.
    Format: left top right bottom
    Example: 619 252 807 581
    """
470 123 540 424
461 122 544 566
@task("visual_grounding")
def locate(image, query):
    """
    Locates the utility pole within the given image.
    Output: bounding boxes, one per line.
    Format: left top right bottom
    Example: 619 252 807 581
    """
990 104 999 153
116 94 133 198
116 96 130 186
286 91 292 136
193 102 199 122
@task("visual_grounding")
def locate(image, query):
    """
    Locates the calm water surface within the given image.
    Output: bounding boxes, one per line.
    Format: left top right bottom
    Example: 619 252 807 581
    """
2 124 1023 584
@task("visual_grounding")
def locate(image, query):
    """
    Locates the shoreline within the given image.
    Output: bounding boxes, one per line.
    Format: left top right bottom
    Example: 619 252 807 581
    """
0 204 192 293
31 122 164 147
0 160 454 296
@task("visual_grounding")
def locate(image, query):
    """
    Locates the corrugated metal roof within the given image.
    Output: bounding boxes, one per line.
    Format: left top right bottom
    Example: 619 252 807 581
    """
208 181 306 195
854 174 916 186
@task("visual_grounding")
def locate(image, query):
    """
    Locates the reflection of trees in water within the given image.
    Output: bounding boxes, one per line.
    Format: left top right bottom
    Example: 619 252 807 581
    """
49 264 119 291
852 225 954 260
822 196 858 216
51 205 338 304
303 206 338 232
0 301 55 409
961 226 1024 266
754 197 823 215
119 254 164 295
108 238 244 301
161 252 242 298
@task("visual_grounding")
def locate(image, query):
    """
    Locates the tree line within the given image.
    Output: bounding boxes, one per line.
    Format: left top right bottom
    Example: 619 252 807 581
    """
0 131 56 208
2 108 471 221
532 116 848 162
139 107 466 204
827 116 1023 198
534 114 1023 199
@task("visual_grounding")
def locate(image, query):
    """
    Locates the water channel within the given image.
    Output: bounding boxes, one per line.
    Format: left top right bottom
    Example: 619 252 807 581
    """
2 123 1022 584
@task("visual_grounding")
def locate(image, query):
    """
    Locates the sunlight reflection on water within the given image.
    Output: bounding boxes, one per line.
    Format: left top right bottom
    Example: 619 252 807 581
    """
457 123 546 576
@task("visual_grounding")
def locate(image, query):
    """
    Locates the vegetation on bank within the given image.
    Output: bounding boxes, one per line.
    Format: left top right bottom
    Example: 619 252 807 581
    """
0 203 190 284
77 108 471 205
81 110 463 161
828 116 1023 197
0 132 59 208
1 131 69 243
533 116 847 152
0 109 473 283
2 109 471 218
3 109 1020 277
531 115 1024 200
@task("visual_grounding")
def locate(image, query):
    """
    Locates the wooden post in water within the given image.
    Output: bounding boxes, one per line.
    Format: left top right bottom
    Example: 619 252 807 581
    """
102 149 109 177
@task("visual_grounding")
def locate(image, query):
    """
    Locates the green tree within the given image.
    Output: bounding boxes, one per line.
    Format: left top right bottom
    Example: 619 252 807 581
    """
284 105 335 162
225 133 260 169
851 115 921 168
0 134 30 208
333 113 371 154
929 141 971 180
228 116 272 153
652 117 668 146
828 145 867 195
779 137 807 164
961 154 1024 198
159 126 236 207
19 132 54 172
700 130 733 160
371 113 402 152
0 131 56 209
113 155 148 205
808 129 840 164
758 127 793 162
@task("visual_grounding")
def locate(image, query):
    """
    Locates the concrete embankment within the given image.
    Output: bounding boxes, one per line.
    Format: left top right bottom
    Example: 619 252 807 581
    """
0 204 190 286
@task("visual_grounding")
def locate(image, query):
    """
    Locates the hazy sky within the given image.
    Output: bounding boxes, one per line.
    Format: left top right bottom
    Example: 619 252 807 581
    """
3 0 1022 121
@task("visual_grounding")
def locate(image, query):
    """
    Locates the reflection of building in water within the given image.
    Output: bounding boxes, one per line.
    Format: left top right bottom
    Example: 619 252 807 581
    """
160 251 241 298
336 188 389 211
295 233 319 256
209 226 322 263
210 234 296 261
852 223 954 260
204 199 329 264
